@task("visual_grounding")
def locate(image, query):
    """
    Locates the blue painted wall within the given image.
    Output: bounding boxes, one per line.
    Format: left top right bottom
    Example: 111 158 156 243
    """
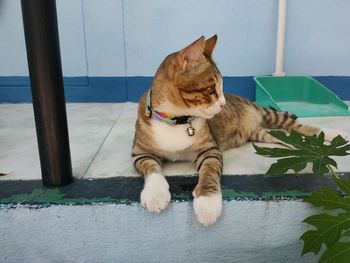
0 0 349 102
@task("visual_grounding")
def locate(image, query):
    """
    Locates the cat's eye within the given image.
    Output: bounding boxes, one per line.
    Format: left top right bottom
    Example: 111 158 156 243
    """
207 86 216 95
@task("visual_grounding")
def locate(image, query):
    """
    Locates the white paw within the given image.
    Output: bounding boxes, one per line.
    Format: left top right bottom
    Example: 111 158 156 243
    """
193 193 222 226
141 173 171 213
322 128 349 142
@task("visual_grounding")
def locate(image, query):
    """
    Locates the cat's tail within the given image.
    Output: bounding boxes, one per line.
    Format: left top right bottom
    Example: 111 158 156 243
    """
257 106 321 136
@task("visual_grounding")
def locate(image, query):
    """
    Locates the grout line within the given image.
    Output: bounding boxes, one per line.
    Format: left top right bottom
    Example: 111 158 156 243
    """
80 0 90 80
121 0 129 101
80 105 127 179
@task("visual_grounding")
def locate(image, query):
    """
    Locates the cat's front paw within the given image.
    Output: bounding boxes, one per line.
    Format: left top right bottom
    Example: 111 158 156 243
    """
141 173 171 213
193 193 222 226
322 128 349 142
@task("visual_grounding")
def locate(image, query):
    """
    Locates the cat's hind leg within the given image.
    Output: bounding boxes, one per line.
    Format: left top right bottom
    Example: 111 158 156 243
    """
133 153 171 213
249 127 282 144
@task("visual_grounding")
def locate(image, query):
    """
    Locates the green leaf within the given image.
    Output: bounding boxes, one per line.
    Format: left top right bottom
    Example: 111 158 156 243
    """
343 229 350 237
253 144 300 157
304 131 326 148
319 241 350 263
312 157 338 177
324 144 350 156
254 131 350 177
265 157 307 176
323 135 350 156
269 130 304 145
317 132 326 145
312 158 330 178
331 135 349 147
324 157 338 169
335 178 350 196
304 186 350 211
258 131 350 261
301 212 350 255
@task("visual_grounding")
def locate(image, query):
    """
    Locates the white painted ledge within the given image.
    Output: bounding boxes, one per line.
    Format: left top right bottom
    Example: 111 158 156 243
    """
0 201 319 263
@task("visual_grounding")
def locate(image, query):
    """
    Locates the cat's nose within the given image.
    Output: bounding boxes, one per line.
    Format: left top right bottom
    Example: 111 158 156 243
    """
219 97 226 108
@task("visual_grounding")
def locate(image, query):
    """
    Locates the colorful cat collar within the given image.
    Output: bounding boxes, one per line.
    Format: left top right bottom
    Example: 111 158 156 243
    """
145 89 196 136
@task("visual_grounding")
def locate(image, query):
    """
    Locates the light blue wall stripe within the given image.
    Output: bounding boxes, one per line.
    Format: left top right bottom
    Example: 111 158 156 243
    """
1 0 350 78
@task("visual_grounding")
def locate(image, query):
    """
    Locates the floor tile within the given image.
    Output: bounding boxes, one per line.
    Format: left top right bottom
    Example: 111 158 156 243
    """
0 104 41 180
1 103 350 180
0 103 124 180
84 103 138 178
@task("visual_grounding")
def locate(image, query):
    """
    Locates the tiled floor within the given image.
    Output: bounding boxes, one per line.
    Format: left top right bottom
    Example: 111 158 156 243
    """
1 103 350 181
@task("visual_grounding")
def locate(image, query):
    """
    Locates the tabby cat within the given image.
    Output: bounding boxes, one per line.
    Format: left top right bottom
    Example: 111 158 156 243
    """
132 35 346 226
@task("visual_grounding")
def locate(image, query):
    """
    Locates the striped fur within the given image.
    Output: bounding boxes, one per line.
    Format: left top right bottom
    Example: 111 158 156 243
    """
132 35 341 226
207 94 322 150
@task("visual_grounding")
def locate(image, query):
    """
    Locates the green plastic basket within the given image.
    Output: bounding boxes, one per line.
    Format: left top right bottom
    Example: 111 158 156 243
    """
254 76 350 117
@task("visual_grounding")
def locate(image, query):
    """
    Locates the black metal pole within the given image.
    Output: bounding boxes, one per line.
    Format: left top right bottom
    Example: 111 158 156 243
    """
21 0 73 187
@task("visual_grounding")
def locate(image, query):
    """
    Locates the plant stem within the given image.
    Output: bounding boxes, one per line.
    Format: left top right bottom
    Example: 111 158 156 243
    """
327 164 339 179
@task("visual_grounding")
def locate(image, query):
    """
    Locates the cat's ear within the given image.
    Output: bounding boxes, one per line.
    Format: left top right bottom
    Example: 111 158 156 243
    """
204 34 217 58
177 36 206 71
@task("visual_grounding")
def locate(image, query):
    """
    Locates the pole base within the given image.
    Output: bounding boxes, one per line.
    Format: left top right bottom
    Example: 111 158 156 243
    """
273 72 286 76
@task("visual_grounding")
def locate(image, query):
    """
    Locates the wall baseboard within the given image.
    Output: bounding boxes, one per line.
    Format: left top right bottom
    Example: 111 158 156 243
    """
0 76 349 103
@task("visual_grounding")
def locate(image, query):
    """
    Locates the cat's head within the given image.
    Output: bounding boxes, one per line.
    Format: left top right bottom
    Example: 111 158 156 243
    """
154 35 226 119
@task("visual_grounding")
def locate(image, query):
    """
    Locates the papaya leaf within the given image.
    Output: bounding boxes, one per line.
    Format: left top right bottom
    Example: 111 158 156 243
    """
253 131 350 177
323 144 350 156
342 229 350 237
300 212 350 256
265 157 307 175
312 157 337 177
255 130 350 262
331 135 348 147
252 144 298 157
304 186 350 211
269 130 304 145
334 178 350 196
319 241 350 263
